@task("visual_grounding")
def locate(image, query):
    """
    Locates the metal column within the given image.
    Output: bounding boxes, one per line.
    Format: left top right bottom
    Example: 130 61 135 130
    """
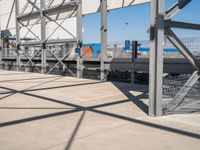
149 0 164 116
76 0 83 78
131 41 138 84
0 16 2 65
15 0 20 71
100 0 107 81
40 0 46 74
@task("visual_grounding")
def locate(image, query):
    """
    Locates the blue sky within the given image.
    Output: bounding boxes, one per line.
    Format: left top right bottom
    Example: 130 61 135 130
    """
83 0 200 43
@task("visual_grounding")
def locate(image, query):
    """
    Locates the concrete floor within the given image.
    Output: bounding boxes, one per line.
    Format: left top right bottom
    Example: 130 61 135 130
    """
0 70 199 150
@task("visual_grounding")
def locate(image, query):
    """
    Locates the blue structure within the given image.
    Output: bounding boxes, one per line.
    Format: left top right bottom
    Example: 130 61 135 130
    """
138 47 178 52
124 40 131 51
83 43 101 58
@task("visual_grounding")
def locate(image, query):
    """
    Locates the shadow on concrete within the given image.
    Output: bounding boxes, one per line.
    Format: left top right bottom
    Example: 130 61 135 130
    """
0 81 200 150
0 76 57 83
0 72 31 76
65 111 86 150
0 107 72 110
111 82 149 114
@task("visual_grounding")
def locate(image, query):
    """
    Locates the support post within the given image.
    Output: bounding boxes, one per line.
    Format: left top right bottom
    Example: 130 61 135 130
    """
100 0 107 81
76 0 83 78
0 16 2 66
149 0 164 116
15 0 20 71
40 0 46 74
131 41 138 84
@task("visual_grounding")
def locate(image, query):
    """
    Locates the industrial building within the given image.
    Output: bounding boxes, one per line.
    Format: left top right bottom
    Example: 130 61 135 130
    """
0 0 200 149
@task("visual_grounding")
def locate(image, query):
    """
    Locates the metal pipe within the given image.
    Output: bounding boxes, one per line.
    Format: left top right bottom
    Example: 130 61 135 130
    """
15 0 21 71
100 0 107 81
40 0 46 74
76 0 83 78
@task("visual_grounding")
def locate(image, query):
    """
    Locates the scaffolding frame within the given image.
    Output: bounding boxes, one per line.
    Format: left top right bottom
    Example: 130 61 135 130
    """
14 0 82 76
1 0 199 116
149 0 200 116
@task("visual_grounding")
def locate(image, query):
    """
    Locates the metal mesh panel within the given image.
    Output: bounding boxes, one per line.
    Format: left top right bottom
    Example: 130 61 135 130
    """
163 73 200 114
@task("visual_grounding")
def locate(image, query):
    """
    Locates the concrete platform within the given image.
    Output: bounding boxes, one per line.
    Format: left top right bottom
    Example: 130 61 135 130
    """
0 70 199 150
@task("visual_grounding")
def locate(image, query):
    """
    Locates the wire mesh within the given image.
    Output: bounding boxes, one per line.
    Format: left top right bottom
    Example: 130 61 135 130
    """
163 73 200 114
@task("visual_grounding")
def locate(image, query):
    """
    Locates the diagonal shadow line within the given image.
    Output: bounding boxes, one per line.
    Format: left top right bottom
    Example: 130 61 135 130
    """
0 76 58 83
0 92 17 101
23 81 104 92
0 78 199 139
65 111 86 150
0 108 83 128
0 100 130 128
112 82 149 114
0 76 62 96
88 99 131 109
24 76 64 91
0 85 146 112
0 94 200 140
0 73 31 76
0 81 104 95
0 107 72 110
22 92 83 109
0 76 62 97
0 86 139 111
130 92 149 114
90 109 200 139
0 86 84 108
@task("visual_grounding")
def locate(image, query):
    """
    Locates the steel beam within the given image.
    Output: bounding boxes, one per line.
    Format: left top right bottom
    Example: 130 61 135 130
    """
166 28 200 70
165 2 180 19
76 0 83 78
26 0 40 10
43 14 76 38
163 0 200 114
6 0 15 30
47 49 75 76
149 0 164 116
100 0 107 81
178 0 192 9
40 0 46 74
18 1 77 22
0 16 2 65
18 20 41 41
165 20 200 30
20 38 76 46
15 0 21 71
165 0 191 19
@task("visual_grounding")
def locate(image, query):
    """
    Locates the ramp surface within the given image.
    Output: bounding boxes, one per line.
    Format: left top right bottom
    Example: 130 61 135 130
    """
0 70 200 150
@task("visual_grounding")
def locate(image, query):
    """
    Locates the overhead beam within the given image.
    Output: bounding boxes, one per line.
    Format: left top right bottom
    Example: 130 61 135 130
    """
165 20 200 30
165 0 191 19
178 0 192 9
26 0 40 10
20 38 77 46
165 28 200 70
165 2 180 19
17 1 77 22
6 0 15 30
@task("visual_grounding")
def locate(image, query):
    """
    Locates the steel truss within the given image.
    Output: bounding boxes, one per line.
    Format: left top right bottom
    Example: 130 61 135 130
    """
149 0 200 116
14 0 83 76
